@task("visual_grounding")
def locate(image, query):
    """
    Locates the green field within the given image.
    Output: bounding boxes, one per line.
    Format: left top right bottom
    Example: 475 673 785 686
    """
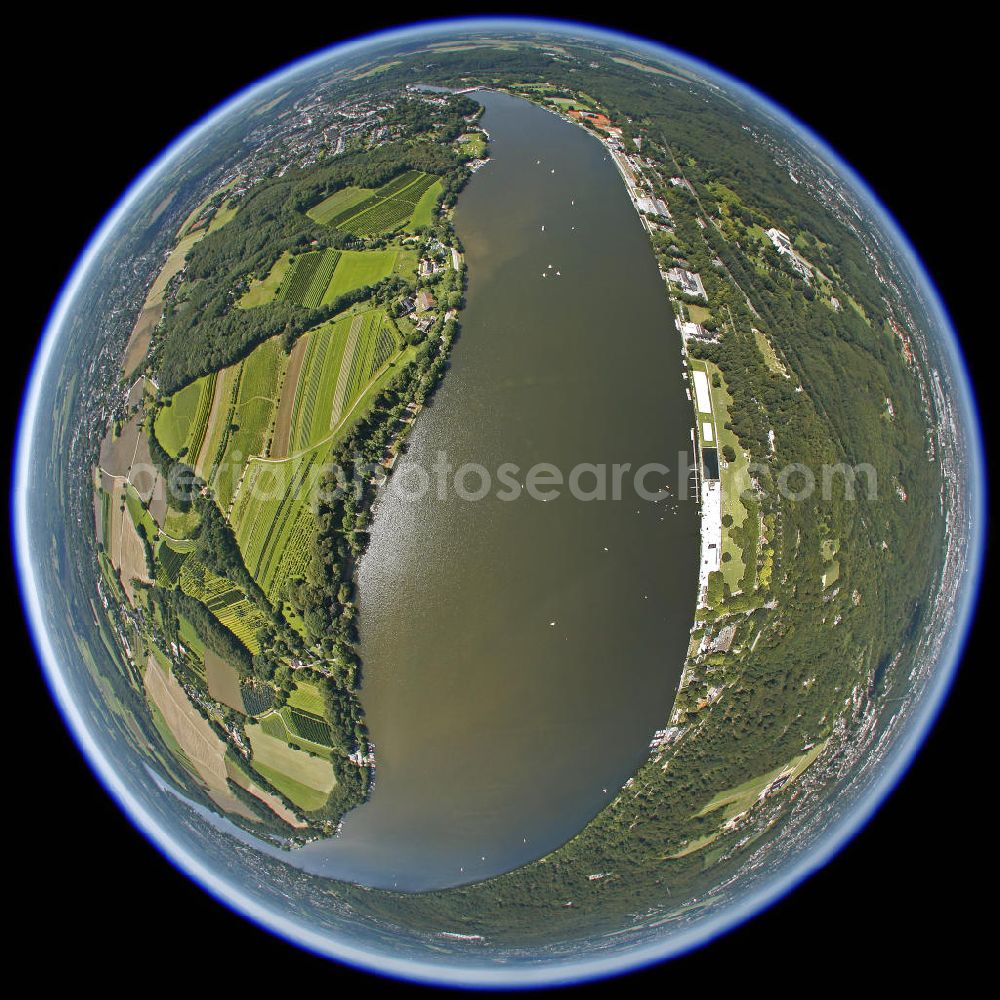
694 743 827 821
163 505 200 540
288 307 400 453
207 337 286 512
754 328 788 376
260 706 333 755
821 538 841 589
154 374 215 458
248 724 335 811
196 363 241 478
325 171 440 236
124 483 159 542
230 451 319 603
306 186 375 225
457 132 487 158
322 249 398 303
260 246 402 311
410 180 443 229
177 614 206 658
252 762 329 812
230 309 404 601
686 303 712 326
239 252 293 308
288 679 327 715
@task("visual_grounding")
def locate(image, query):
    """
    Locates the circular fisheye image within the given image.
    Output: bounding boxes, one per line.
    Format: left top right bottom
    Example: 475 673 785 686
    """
14 16 984 988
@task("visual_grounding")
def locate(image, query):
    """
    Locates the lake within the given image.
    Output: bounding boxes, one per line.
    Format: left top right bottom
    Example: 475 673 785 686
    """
297 91 699 890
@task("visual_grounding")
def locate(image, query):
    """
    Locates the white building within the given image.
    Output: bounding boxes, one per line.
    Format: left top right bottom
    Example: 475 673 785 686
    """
667 267 707 300
766 227 793 255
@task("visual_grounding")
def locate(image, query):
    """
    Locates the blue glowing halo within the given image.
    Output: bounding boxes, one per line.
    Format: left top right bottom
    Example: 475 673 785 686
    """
13 16 986 988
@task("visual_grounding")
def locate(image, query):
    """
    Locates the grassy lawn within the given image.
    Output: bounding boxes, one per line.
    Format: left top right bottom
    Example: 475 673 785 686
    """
177 614 206 659
686 303 712 325
239 252 292 308
322 249 398 303
124 483 159 542
411 180 443 229
163 504 200 540
394 246 418 280
153 378 201 455
457 133 487 158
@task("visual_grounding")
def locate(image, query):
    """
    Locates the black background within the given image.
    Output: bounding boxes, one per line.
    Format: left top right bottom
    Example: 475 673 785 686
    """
7 6 989 990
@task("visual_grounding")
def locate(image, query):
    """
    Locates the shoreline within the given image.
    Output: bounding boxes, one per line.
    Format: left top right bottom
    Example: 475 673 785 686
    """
534 100 718 606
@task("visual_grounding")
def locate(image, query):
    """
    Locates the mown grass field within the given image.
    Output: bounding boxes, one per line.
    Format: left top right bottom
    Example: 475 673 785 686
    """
154 374 215 458
322 249 398 303
248 724 335 811
411 180 443 229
